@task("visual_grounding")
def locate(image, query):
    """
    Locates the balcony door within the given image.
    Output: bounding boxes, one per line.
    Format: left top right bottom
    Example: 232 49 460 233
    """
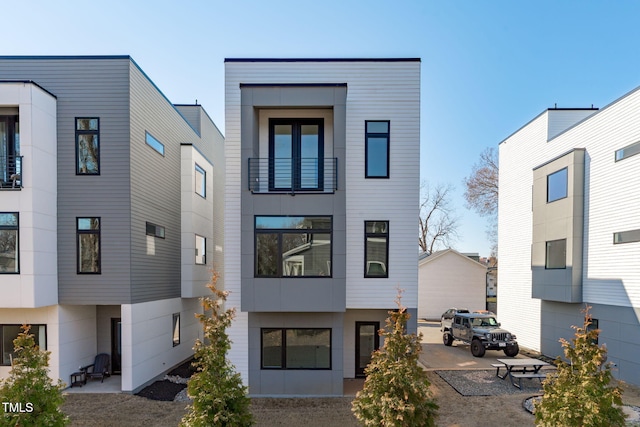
269 118 324 191
0 114 19 184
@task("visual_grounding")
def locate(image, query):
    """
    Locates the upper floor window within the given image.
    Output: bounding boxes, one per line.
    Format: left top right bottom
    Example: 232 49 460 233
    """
146 222 165 239
615 140 640 162
145 131 165 156
614 228 640 244
0 114 20 187
195 235 206 265
255 216 332 278
269 119 324 191
76 118 100 174
364 221 389 277
195 163 206 197
365 121 390 178
547 167 568 203
77 217 100 274
1 325 46 366
545 239 566 269
0 213 19 273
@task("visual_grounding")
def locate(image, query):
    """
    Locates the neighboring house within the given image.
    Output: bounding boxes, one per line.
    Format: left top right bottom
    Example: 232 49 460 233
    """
499 89 640 386
417 249 487 320
224 58 421 396
0 56 224 393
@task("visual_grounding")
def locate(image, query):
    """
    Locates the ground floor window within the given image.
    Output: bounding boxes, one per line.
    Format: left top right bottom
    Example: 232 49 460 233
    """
261 328 331 369
1 324 46 365
0 213 18 273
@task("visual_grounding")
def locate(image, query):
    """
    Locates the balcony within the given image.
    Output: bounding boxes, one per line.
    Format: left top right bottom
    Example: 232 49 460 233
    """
0 155 22 190
248 157 337 194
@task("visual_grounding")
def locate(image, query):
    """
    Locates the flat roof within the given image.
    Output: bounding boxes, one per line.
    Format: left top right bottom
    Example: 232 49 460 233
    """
225 58 420 63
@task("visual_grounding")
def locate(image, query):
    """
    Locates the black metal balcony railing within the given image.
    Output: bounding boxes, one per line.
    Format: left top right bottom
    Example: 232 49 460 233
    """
248 157 338 194
0 155 22 189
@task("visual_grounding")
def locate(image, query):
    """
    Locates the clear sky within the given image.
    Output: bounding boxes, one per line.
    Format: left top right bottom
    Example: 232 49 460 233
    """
7 0 640 257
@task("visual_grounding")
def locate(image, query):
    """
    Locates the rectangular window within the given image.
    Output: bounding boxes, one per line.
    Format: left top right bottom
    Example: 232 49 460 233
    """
145 222 165 239
269 119 324 191
195 163 206 197
365 121 390 178
261 328 331 369
0 114 20 187
0 213 19 273
364 221 389 277
614 228 640 244
1 325 46 366
76 118 99 174
547 167 568 202
545 239 566 269
255 216 332 278
172 313 180 347
587 318 599 345
77 217 101 273
195 235 206 265
615 141 640 162
145 131 165 156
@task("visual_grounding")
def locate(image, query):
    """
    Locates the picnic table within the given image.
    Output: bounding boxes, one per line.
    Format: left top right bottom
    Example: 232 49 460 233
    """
496 357 551 389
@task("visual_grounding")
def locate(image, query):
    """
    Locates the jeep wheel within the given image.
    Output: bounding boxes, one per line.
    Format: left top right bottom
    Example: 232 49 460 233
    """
470 339 485 357
504 343 519 357
443 332 453 346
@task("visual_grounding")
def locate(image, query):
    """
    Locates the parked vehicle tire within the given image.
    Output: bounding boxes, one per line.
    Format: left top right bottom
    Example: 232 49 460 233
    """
443 332 453 346
503 343 519 357
470 339 486 357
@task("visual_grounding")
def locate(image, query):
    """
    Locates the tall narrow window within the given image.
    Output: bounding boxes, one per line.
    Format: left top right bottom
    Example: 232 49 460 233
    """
365 121 390 178
269 119 324 191
195 163 206 197
0 213 19 273
76 118 99 174
545 239 566 269
195 235 206 265
172 313 180 347
547 167 568 202
77 217 100 273
364 221 389 277
0 114 20 186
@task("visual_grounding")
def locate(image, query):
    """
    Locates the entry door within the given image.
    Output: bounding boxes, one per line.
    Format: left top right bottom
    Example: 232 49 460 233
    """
111 318 121 374
355 322 380 377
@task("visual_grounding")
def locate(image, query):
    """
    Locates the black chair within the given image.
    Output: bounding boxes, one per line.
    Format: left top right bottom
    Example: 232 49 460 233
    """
83 353 111 383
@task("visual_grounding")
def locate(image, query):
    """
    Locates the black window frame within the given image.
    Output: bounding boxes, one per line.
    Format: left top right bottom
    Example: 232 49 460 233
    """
0 212 19 274
268 118 325 191
145 222 165 239
77 217 101 274
260 328 332 370
365 120 390 179
545 238 566 270
172 313 180 347
75 117 100 175
547 167 568 203
1 324 47 366
254 215 333 278
364 220 389 278
195 163 206 198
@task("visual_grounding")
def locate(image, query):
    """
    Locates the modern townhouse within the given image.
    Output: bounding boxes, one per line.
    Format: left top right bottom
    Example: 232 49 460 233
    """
224 58 421 396
0 56 224 392
499 87 640 386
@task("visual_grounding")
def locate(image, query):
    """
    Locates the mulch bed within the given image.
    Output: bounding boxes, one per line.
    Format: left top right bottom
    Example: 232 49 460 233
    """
136 359 194 401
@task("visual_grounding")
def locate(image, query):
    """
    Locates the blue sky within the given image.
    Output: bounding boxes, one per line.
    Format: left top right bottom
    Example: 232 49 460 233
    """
7 1 640 256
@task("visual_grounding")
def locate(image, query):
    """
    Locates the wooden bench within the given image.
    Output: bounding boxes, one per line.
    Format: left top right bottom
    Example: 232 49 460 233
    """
491 363 507 379
510 372 547 389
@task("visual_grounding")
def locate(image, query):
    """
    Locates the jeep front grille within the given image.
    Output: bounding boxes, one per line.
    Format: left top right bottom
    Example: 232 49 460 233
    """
491 332 508 341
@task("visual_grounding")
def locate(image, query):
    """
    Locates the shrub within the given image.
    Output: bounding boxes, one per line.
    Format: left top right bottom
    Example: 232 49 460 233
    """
0 325 68 426
352 290 438 426
535 305 626 427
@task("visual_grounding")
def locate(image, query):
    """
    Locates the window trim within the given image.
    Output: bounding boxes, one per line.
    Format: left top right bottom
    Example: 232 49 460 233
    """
545 238 566 270
0 212 19 274
145 131 165 156
613 228 640 244
615 140 640 162
547 167 568 203
260 328 332 370
195 234 206 265
172 313 180 347
75 117 100 175
195 163 206 198
365 120 390 179
364 220 389 278
77 217 101 274
1 324 47 366
145 222 165 239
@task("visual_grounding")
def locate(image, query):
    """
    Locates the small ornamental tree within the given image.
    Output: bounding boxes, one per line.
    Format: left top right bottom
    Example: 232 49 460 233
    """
535 306 626 427
352 290 438 427
0 325 68 427
180 271 254 427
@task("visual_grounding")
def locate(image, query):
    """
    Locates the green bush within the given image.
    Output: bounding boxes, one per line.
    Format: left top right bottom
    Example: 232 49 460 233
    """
0 325 68 426
535 306 626 427
180 271 254 427
352 291 438 426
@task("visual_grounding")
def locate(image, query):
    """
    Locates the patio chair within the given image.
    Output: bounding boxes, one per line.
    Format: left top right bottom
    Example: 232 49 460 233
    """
83 353 111 383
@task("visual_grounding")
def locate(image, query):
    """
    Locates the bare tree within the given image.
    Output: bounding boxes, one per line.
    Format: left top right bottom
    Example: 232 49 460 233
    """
463 147 499 255
418 182 459 255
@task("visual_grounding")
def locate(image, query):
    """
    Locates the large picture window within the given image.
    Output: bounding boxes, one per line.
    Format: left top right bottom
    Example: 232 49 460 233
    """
0 213 18 273
364 221 389 277
547 167 568 203
261 328 331 369
255 216 332 277
545 239 566 269
1 325 46 366
365 121 390 178
76 118 99 174
269 119 324 191
77 217 100 273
